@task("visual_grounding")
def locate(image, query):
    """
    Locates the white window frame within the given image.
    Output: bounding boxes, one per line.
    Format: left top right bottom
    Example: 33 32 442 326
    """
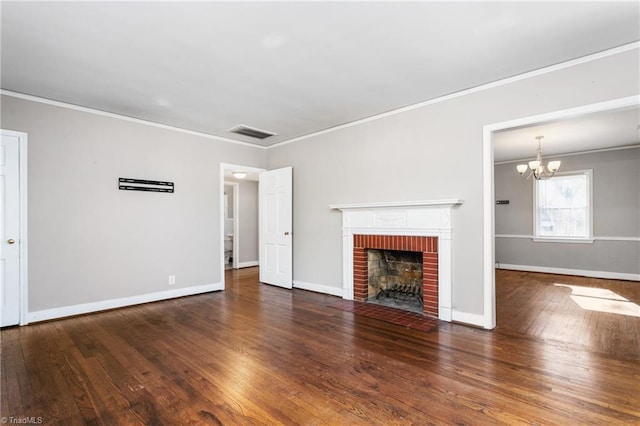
533 169 594 243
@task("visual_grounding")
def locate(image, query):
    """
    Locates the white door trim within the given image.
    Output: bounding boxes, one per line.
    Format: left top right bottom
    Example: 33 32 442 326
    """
219 163 265 289
482 95 640 330
1 129 28 326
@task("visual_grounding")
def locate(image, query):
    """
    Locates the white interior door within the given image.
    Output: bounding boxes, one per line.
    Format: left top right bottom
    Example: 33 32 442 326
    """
1 132 21 326
259 167 292 288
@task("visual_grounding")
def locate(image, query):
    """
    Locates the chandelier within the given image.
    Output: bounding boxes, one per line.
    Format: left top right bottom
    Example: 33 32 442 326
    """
516 136 561 180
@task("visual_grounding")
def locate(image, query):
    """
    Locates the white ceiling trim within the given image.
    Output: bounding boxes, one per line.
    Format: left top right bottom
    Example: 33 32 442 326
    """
493 144 640 165
0 89 268 151
2 42 638 152
267 42 640 150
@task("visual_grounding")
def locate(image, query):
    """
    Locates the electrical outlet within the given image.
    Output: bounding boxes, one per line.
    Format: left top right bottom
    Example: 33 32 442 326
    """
168 275 175 285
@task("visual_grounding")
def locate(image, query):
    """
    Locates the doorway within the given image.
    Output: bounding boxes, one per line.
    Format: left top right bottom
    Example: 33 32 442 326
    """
482 95 639 330
220 163 265 289
223 182 239 270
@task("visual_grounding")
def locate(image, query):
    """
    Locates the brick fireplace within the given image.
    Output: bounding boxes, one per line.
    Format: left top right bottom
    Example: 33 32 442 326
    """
330 199 462 322
353 235 439 317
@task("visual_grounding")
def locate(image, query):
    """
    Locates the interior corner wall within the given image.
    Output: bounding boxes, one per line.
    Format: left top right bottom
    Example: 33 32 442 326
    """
235 180 259 265
495 148 640 276
266 48 640 318
1 95 267 315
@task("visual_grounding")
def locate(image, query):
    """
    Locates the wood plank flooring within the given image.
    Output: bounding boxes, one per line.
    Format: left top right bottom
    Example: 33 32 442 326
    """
496 269 640 359
2 267 639 425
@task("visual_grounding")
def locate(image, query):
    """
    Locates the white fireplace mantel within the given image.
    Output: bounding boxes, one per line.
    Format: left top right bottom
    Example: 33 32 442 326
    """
330 199 463 322
329 199 463 210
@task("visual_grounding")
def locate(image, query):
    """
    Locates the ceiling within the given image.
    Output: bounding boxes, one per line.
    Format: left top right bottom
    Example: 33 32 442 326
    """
2 2 639 152
493 106 640 163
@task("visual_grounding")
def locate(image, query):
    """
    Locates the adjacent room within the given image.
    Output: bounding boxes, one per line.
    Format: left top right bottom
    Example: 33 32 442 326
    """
1 2 639 424
493 107 640 354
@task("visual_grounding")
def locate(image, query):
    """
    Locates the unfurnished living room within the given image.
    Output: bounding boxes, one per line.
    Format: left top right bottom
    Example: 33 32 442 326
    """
1 2 639 425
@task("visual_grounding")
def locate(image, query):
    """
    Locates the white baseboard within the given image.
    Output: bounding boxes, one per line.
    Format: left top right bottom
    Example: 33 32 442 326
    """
452 310 487 328
294 282 490 327
496 234 640 242
26 282 223 324
293 280 343 297
237 261 259 269
497 263 640 281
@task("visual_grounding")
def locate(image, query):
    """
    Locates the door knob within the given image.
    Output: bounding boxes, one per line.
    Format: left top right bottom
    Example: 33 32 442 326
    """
284 232 290 236
7 239 15 244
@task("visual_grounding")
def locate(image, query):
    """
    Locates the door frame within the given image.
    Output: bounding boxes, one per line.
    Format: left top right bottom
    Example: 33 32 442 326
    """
1 129 28 326
219 163 265 290
481 95 639 330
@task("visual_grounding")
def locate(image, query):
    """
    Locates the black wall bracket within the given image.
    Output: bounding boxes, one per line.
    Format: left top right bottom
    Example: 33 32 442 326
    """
118 178 174 193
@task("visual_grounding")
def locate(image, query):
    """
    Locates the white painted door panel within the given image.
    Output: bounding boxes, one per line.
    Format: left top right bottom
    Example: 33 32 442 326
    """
1 133 20 326
259 167 292 288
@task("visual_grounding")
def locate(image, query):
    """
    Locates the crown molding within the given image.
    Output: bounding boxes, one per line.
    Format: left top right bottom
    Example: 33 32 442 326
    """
494 144 640 165
268 42 640 150
0 90 268 151
2 42 638 152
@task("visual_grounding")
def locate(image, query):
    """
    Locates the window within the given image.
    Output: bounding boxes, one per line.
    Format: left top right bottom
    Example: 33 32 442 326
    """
534 170 593 242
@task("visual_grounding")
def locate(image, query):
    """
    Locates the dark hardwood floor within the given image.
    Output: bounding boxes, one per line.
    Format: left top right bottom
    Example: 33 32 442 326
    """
2 267 639 425
496 269 640 359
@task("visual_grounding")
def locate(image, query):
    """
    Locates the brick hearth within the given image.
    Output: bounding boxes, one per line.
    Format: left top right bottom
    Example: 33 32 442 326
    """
353 235 439 318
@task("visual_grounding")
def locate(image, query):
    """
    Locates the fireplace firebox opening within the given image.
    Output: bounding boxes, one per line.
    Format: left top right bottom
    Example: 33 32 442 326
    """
367 249 423 314
352 234 439 318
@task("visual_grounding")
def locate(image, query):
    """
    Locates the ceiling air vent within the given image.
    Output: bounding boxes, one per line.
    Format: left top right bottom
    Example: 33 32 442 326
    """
228 124 277 140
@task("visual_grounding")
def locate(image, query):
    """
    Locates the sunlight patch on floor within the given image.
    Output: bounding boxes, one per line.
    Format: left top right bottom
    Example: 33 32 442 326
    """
554 283 640 317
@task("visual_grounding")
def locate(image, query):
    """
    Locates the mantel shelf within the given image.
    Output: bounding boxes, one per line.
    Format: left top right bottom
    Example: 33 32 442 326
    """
329 199 463 210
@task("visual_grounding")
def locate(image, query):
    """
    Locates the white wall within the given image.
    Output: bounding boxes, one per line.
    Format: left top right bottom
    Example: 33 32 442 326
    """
495 148 640 278
1 95 266 317
267 48 640 318
238 180 259 265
